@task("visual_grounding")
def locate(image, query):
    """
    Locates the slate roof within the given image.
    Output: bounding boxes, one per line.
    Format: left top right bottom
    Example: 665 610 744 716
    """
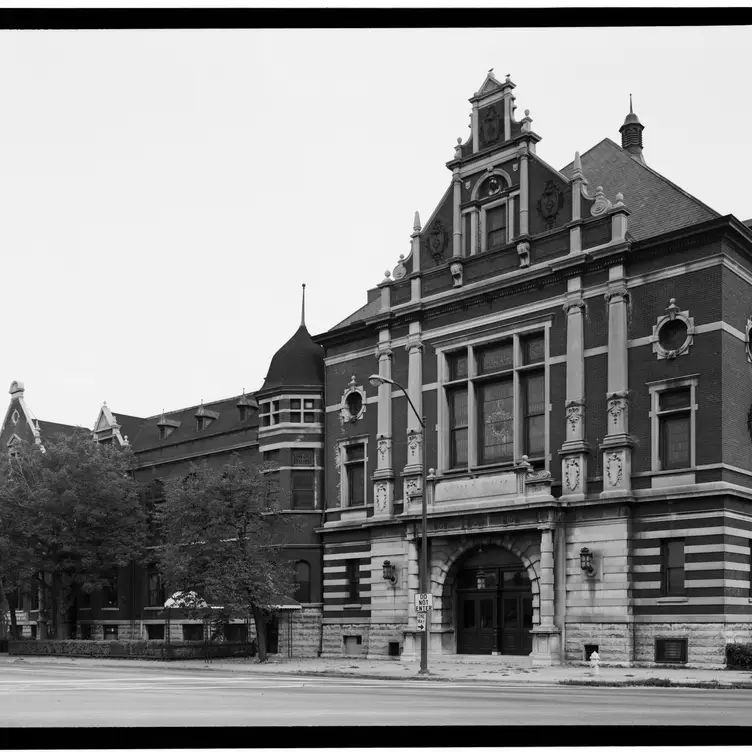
560 138 720 241
111 412 145 444
128 395 258 452
259 324 324 393
36 419 83 438
330 297 381 331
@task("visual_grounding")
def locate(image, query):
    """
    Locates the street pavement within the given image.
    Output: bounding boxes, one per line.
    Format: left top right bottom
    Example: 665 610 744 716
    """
0 657 750 728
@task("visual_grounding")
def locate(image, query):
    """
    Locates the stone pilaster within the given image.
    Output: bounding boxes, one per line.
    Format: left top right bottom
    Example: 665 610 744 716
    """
402 325 424 511
373 331 395 517
518 144 529 236
531 524 562 666
559 282 589 501
452 172 462 258
400 537 421 661
600 277 634 499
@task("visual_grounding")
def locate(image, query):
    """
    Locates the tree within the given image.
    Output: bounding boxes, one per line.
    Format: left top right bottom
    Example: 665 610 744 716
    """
0 430 148 639
156 455 296 662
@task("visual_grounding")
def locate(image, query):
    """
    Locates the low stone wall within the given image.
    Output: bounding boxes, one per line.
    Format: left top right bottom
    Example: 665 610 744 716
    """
565 622 633 664
8 640 254 660
321 622 404 658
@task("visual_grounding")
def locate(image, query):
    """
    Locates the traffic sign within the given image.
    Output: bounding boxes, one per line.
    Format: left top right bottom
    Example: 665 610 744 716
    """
416 612 426 632
415 593 433 612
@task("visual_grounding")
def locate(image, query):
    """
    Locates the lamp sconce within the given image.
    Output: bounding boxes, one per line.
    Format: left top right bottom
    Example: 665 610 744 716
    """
476 570 488 590
382 560 397 586
579 547 596 577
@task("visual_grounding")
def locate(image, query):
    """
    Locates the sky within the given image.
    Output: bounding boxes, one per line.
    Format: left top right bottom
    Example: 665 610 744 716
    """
1 25 751 428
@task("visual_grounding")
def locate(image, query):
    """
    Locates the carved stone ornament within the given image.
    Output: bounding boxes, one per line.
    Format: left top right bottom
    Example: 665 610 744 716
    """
407 431 422 462
604 286 629 304
536 180 564 229
652 298 695 361
393 254 407 280
450 261 463 287
428 219 448 264
607 395 626 426
340 376 367 424
481 105 501 145
375 482 388 513
564 457 581 492
377 438 390 461
590 185 613 216
404 476 421 504
10 409 19 426
605 452 624 487
516 241 530 268
562 298 585 316
747 317 752 363
565 400 584 435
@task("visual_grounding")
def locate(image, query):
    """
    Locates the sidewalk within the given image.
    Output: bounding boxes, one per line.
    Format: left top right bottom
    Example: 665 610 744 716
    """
4 653 752 688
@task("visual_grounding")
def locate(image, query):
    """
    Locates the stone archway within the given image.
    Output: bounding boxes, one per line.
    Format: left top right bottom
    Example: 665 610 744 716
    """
428 533 542 655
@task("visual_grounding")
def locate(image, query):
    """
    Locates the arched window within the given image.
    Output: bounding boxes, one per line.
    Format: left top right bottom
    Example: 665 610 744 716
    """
294 560 311 603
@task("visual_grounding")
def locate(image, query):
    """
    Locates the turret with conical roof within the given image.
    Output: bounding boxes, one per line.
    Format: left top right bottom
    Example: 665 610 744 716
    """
619 94 645 164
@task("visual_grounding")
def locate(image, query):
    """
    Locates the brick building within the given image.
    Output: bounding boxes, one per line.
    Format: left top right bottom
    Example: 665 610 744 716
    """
313 72 752 667
3 70 752 666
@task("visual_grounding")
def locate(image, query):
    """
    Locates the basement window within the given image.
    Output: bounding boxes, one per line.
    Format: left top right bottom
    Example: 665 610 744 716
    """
655 637 688 664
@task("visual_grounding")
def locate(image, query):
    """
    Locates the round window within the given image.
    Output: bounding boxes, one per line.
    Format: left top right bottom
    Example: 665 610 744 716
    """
346 391 363 418
658 319 688 351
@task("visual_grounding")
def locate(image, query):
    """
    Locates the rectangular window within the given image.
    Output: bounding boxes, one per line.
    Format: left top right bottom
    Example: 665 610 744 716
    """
463 213 472 256
292 449 314 466
285 398 318 424
80 624 92 640
344 444 366 507
658 388 691 470
447 350 468 381
30 587 39 611
103 576 118 608
522 371 546 457
292 470 315 509
486 205 507 249
182 624 203 641
442 330 548 471
146 624 165 640
224 624 248 642
477 341 513 375
655 637 688 664
478 378 514 464
661 539 685 596
103 625 118 641
346 560 360 601
147 564 165 608
448 387 468 468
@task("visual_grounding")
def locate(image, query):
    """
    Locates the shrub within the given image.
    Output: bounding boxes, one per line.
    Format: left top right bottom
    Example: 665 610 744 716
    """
726 643 752 670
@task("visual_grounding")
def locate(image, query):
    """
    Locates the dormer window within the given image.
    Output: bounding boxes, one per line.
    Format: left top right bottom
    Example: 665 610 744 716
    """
194 403 220 431
236 391 257 422
157 413 181 441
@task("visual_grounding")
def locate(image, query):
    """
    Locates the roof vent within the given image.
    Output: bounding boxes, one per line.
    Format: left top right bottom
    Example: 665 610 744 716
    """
619 94 645 164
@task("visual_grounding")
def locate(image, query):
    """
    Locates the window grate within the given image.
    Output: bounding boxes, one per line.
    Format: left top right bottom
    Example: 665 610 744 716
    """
655 637 688 663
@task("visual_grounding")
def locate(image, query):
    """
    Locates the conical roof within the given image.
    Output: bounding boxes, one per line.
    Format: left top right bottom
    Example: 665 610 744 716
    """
259 324 325 393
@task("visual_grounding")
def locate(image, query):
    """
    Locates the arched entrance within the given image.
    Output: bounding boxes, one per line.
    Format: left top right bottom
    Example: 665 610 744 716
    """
455 546 534 655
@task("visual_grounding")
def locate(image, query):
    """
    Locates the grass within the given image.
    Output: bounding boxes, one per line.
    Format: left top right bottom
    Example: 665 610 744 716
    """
559 677 752 689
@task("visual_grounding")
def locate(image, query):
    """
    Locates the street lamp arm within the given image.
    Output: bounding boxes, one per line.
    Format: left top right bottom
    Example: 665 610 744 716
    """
368 374 425 429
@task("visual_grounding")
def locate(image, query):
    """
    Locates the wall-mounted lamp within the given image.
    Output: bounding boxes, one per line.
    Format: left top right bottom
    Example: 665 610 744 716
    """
382 560 397 585
476 570 488 590
579 547 596 577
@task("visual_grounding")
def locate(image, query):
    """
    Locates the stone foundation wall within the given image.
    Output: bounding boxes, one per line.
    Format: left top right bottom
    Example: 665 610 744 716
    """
565 622 633 664
278 606 322 658
567 621 752 668
321 622 370 657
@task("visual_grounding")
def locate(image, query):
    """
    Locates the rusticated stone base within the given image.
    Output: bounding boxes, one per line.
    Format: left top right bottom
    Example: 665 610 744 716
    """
565 622 633 665
321 622 405 658
530 626 562 666
566 622 752 668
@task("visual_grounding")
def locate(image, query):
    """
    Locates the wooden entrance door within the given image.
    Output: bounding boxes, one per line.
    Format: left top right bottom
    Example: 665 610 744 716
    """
500 593 533 654
457 594 496 654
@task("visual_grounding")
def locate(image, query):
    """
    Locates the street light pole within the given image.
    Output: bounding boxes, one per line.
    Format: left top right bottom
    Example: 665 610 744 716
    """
369 373 430 675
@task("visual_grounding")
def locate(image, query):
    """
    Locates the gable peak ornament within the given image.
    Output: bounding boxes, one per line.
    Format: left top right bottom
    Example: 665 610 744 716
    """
481 105 501 146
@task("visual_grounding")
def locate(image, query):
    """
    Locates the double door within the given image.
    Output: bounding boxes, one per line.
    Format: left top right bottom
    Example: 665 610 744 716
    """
458 591 533 655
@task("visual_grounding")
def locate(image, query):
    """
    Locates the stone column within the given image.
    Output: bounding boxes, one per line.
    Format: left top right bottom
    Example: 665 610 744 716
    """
400 536 421 661
559 279 589 501
402 324 424 512
600 271 634 499
452 172 462 258
518 144 529 236
531 523 562 666
410 212 422 302
373 332 395 517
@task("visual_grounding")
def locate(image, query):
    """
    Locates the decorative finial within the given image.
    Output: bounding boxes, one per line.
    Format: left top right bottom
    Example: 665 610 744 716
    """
413 211 421 232
399 254 404 261
489 68 493 74
505 73 511 82
384 270 391 279
456 137 462 144
629 93 633 114
574 151 582 170
103 400 106 407
524 109 530 117
616 192 624 203
301 283 306 327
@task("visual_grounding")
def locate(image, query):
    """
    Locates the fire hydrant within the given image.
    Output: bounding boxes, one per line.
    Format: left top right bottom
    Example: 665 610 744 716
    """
589 650 600 675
